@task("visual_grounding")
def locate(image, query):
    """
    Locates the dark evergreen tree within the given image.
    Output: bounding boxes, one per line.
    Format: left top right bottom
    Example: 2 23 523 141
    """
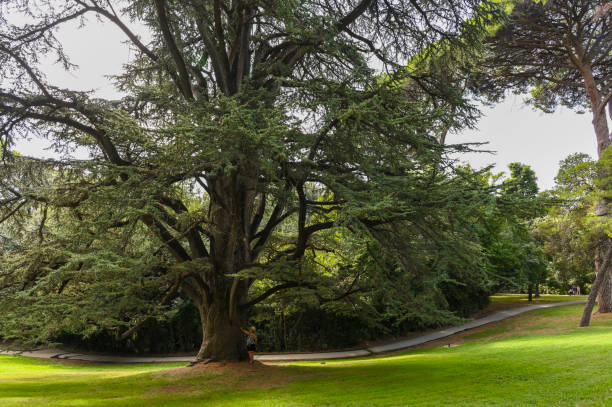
0 0 502 361
464 162 547 299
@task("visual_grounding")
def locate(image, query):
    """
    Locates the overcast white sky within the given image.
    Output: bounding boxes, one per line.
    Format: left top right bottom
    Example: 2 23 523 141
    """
454 97 596 191
11 16 598 192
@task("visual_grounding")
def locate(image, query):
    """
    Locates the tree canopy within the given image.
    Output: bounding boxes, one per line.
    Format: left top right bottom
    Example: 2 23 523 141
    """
0 0 505 361
478 0 612 155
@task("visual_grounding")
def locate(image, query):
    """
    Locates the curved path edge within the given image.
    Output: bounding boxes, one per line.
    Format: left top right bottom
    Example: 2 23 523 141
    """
0 300 586 364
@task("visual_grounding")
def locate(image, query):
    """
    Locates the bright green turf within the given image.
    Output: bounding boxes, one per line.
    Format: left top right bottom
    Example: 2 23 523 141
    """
490 293 586 303
1 303 611 406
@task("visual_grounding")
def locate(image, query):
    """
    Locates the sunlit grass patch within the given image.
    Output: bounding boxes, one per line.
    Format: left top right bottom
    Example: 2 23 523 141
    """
491 294 584 303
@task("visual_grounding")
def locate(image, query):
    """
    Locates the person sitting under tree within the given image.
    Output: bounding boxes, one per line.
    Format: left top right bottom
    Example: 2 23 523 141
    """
241 326 257 364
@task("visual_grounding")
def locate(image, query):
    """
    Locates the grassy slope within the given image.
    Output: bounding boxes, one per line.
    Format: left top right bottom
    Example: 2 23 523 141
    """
1 299 611 406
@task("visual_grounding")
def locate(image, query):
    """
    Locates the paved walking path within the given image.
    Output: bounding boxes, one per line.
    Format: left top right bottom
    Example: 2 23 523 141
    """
0 300 586 364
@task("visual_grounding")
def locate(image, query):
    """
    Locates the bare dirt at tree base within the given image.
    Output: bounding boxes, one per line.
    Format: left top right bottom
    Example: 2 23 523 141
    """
152 361 314 394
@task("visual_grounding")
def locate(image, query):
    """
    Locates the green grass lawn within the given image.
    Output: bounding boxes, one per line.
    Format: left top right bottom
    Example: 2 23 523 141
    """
490 294 586 303
1 303 611 406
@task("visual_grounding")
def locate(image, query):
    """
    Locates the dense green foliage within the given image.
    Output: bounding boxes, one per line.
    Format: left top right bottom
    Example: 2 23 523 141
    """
452 163 548 297
533 154 598 294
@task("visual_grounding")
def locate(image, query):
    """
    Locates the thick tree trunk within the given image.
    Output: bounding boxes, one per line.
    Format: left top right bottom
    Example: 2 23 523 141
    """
581 242 612 326
581 65 610 157
597 268 612 312
195 298 247 362
190 174 257 362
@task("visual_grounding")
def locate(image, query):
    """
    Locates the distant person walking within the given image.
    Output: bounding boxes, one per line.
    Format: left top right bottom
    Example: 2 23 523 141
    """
241 326 257 364
576 285 581 295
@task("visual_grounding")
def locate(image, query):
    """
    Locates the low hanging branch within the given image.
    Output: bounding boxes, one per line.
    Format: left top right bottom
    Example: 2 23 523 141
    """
240 281 318 309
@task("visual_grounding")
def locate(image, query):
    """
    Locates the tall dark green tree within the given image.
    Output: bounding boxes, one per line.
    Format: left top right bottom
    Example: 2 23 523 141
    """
0 0 501 361
532 153 597 295
467 162 546 299
504 162 547 300
503 163 539 198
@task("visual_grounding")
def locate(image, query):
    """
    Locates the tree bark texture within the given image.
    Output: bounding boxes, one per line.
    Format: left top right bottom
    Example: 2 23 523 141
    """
581 242 612 326
580 63 612 318
196 294 247 362
191 176 256 362
604 98 612 314
581 65 610 157
596 262 612 313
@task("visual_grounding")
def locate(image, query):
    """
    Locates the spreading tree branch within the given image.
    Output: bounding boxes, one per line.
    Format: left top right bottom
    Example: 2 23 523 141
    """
153 0 195 100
